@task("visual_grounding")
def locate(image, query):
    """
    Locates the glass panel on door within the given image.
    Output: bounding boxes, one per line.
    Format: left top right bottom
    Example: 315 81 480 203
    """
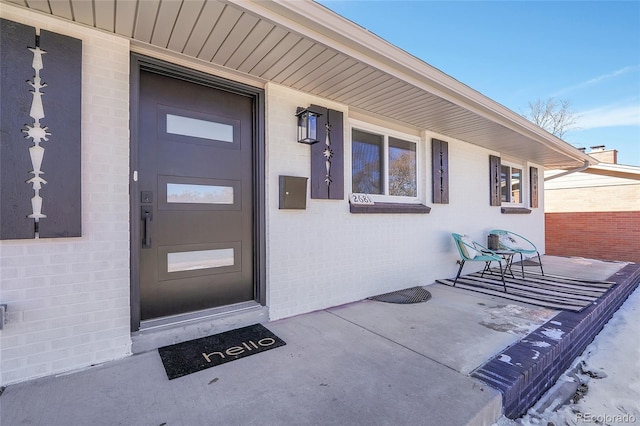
166 183 234 205
167 248 235 272
166 113 234 142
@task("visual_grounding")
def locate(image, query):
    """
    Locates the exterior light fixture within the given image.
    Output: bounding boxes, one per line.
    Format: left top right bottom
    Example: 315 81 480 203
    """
296 107 322 144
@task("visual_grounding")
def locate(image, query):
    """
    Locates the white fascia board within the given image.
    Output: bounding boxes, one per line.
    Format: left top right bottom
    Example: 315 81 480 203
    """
584 163 640 180
228 0 592 167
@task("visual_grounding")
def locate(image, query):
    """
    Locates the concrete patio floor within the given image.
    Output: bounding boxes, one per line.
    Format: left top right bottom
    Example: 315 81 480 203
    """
0 256 635 426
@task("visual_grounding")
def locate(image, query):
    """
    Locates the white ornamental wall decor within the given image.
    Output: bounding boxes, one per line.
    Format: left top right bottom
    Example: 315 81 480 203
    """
23 44 49 222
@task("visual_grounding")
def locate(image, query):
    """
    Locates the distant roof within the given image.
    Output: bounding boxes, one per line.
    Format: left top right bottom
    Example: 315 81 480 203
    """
545 162 640 190
583 163 640 180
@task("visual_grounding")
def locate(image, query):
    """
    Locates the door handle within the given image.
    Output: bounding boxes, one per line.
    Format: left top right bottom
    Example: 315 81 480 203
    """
141 206 153 248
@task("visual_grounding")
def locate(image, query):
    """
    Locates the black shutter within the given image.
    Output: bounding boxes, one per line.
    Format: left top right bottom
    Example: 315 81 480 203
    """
37 29 82 238
431 138 449 204
0 19 38 239
530 166 539 208
310 106 344 200
489 155 501 206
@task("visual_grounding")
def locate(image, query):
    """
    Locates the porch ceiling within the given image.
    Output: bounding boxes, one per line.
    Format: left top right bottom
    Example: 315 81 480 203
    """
3 0 593 169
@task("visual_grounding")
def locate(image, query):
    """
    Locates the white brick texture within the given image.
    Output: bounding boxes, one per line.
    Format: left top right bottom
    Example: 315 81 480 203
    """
265 84 546 320
0 6 131 385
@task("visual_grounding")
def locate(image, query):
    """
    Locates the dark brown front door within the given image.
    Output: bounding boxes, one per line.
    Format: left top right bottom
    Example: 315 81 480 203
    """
137 70 255 321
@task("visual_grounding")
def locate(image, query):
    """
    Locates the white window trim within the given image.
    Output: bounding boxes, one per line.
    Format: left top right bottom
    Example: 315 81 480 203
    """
348 119 423 204
501 160 527 207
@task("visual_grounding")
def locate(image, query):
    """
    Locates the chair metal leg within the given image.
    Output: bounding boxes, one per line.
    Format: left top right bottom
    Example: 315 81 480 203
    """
481 261 492 278
498 262 507 292
453 260 465 286
536 251 544 276
519 252 525 278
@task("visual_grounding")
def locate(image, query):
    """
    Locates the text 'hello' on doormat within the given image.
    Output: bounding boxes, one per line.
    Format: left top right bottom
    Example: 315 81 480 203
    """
158 323 286 380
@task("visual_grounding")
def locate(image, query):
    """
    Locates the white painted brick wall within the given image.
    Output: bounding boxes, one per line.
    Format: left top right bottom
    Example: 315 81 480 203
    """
265 84 546 320
0 4 548 385
0 6 131 385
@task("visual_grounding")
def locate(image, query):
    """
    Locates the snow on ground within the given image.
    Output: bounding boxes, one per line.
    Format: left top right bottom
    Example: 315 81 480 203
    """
494 285 640 426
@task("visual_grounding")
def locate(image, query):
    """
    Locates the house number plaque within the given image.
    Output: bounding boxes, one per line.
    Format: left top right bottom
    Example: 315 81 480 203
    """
349 193 374 205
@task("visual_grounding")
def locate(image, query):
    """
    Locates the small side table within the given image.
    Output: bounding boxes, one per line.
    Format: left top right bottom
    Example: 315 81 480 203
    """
492 250 516 278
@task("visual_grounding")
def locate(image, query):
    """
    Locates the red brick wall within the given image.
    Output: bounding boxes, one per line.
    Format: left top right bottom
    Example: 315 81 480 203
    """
545 211 640 263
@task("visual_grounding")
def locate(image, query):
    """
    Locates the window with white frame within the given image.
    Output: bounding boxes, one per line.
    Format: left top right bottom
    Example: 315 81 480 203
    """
351 127 419 200
500 162 523 204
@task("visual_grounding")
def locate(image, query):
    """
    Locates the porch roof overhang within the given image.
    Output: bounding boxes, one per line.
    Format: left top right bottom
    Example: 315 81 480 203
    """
3 0 594 169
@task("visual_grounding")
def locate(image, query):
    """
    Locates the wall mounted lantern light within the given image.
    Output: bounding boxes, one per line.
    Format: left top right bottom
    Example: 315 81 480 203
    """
296 107 322 144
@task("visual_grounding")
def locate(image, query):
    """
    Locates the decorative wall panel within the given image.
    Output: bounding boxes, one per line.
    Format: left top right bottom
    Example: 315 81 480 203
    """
489 155 501 207
530 166 539 208
0 19 82 239
431 138 449 204
310 105 344 200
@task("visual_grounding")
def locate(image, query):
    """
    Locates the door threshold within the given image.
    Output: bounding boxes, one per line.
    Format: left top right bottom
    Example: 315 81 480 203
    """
131 301 269 354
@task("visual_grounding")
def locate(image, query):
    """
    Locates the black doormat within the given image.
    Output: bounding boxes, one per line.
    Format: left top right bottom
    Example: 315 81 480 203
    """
368 286 432 304
158 323 286 380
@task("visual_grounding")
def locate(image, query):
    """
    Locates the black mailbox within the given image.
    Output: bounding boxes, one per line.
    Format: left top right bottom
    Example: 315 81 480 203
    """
279 176 308 209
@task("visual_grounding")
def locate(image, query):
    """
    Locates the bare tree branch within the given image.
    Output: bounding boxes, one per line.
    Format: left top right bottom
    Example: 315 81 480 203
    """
523 97 579 138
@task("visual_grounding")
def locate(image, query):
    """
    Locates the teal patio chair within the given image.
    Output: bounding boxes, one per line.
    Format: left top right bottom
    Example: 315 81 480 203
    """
451 233 507 292
489 229 544 278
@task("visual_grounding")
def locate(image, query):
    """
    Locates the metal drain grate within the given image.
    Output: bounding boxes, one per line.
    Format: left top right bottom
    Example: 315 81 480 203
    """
368 286 432 304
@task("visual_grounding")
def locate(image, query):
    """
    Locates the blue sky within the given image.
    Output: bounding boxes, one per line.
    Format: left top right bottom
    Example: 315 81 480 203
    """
317 1 640 166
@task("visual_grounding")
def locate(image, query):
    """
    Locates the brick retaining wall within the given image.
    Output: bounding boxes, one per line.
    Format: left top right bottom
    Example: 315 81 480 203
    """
545 212 640 263
472 263 640 419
